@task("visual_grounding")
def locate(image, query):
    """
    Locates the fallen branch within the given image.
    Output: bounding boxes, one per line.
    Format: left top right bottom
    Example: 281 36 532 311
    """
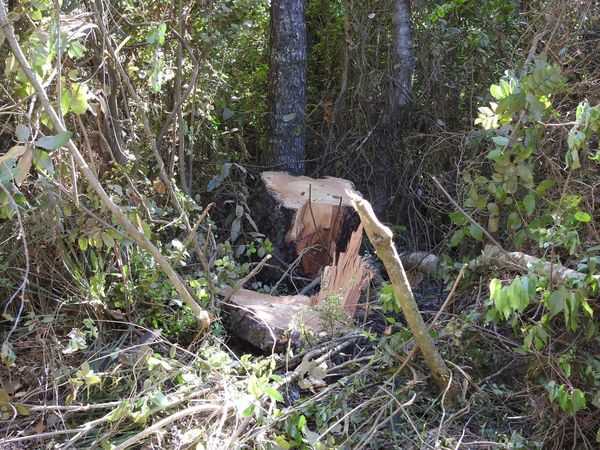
401 246 600 288
348 193 458 398
0 5 210 329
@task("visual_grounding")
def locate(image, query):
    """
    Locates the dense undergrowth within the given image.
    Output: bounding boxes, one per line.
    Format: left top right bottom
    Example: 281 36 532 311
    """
1 0 600 449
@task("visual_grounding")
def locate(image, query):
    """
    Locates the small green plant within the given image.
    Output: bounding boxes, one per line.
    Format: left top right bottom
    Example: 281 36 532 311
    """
314 294 348 336
67 361 102 403
378 282 401 314
62 319 99 355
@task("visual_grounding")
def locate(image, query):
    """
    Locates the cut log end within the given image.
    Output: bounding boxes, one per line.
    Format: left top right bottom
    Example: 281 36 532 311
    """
221 288 322 352
260 171 361 276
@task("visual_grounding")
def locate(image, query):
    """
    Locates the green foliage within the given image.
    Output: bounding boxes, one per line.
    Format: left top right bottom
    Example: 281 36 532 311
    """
378 282 401 315
314 294 348 336
546 381 586 414
449 55 600 427
453 60 599 254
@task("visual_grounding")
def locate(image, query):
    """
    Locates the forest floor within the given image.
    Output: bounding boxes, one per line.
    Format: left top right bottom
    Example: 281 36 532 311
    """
0 264 551 450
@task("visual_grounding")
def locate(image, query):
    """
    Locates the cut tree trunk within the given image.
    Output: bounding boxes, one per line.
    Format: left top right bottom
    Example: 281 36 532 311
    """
254 171 360 277
223 172 374 351
221 288 322 352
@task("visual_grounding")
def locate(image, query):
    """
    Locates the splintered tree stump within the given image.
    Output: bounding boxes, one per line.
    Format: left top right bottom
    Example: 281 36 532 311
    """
221 288 322 352
311 225 372 317
254 171 360 277
222 172 373 352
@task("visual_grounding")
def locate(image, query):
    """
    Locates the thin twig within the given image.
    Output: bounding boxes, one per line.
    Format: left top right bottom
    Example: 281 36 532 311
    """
221 254 272 304
113 403 225 450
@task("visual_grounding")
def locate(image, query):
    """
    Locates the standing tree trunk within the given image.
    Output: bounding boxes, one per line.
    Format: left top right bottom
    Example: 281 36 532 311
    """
369 0 414 214
391 0 413 114
267 0 307 175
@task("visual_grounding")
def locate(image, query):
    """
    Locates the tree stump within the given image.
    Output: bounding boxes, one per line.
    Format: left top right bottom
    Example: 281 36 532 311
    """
223 172 373 352
254 171 360 277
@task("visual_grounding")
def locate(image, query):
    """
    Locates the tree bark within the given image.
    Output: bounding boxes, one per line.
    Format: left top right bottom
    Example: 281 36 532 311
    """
391 0 413 112
267 0 307 175
369 0 414 214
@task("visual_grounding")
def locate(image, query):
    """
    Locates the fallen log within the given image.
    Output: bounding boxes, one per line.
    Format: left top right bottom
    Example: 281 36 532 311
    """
401 245 600 287
254 171 360 277
221 288 323 352
399 251 447 278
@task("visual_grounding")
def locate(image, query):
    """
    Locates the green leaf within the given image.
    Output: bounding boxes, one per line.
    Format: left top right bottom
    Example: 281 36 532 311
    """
147 23 167 45
487 202 499 214
449 212 468 226
264 386 283 403
282 113 297 122
102 232 115 248
151 391 169 409
571 389 586 413
34 131 72 150
507 212 521 230
222 108 235 121
241 404 255 417
574 211 591 223
0 164 20 183
297 415 307 431
469 223 483 241
523 192 536 216
536 179 556 196
32 149 54 173
492 136 509 147
449 229 464 247
490 278 502 300
68 41 86 58
581 296 593 318
490 84 504 100
548 287 567 318
78 237 89 251
70 84 90 115
15 124 30 142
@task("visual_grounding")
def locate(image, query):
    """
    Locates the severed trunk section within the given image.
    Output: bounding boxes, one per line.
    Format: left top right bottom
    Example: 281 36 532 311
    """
311 225 372 317
256 171 360 277
267 0 308 175
221 288 322 352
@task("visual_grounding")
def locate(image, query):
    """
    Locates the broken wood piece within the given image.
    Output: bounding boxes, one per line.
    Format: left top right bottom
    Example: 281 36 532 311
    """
311 224 372 317
401 245 600 288
220 288 322 352
255 171 360 276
